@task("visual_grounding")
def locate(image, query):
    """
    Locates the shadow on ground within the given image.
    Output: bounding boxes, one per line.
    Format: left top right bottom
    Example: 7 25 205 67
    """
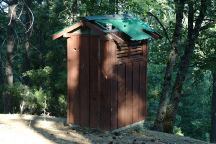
0 114 209 144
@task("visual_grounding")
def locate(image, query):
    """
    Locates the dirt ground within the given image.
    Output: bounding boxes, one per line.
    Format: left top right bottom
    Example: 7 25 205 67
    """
0 114 208 144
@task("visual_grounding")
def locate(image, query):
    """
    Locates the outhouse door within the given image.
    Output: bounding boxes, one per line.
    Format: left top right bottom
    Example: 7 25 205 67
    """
67 34 102 128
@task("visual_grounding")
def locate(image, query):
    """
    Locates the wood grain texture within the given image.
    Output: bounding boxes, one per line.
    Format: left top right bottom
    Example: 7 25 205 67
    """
89 36 100 128
67 34 148 130
110 41 118 129
79 35 90 127
132 62 140 123
67 36 80 124
125 62 133 125
117 64 126 128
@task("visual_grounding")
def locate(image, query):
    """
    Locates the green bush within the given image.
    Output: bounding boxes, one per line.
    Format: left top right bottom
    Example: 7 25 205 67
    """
0 82 54 114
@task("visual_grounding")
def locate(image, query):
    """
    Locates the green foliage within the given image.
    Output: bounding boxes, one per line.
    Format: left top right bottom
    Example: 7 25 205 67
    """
147 64 212 141
23 66 52 88
195 26 216 72
173 126 184 136
0 83 48 114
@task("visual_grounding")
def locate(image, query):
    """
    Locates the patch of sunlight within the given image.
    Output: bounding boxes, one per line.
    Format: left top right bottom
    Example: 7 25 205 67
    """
194 49 205 58
191 120 202 128
151 89 160 98
173 126 184 136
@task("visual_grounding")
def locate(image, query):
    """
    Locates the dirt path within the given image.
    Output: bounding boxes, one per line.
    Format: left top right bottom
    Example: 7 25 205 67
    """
0 114 208 144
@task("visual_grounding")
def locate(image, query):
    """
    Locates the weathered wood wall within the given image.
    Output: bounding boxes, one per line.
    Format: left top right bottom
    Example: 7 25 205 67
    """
67 34 147 130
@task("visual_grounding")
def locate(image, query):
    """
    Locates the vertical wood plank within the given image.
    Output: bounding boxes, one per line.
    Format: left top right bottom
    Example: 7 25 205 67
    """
104 41 111 130
139 43 147 121
97 40 101 129
117 63 126 128
143 43 148 117
90 36 99 128
67 36 80 124
79 35 90 127
132 62 140 123
106 75 111 130
125 62 133 125
110 41 118 129
67 38 72 124
139 62 145 121
99 40 107 130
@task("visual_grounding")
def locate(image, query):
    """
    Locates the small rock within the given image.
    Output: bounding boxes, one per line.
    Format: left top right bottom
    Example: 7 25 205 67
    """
132 139 137 144
113 132 120 136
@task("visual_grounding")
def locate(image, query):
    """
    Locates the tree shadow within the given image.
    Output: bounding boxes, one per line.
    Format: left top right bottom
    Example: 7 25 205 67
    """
7 115 93 144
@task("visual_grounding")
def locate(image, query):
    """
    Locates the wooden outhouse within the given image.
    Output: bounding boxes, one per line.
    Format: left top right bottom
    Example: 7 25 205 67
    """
53 14 160 130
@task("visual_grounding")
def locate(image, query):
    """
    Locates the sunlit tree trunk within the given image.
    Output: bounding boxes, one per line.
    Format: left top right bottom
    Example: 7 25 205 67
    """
3 0 17 113
210 71 216 143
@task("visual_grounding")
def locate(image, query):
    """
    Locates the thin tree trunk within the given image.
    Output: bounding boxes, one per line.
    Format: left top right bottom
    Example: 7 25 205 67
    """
3 0 17 113
164 38 195 133
0 40 4 84
153 0 185 131
116 0 118 14
0 58 3 84
109 0 116 14
162 0 207 133
72 0 78 23
22 0 32 73
210 71 216 143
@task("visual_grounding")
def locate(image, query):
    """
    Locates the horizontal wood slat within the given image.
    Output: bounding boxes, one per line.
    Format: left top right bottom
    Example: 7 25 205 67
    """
117 46 143 61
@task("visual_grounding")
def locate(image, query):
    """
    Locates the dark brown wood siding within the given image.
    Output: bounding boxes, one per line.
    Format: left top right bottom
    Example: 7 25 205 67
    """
67 36 80 124
67 34 147 130
89 36 100 128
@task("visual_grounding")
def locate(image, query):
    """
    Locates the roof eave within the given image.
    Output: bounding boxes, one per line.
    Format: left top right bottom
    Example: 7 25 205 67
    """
52 20 126 44
52 22 84 40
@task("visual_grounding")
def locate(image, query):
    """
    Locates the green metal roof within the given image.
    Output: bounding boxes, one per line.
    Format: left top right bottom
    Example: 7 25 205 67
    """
96 18 155 40
53 14 160 41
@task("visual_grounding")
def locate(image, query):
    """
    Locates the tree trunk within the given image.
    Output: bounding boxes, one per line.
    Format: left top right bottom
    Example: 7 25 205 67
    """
116 0 118 14
0 58 3 84
162 0 207 133
109 0 117 14
163 38 195 133
72 0 78 22
210 71 216 143
0 40 4 84
3 0 17 113
153 0 185 131
22 0 32 73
